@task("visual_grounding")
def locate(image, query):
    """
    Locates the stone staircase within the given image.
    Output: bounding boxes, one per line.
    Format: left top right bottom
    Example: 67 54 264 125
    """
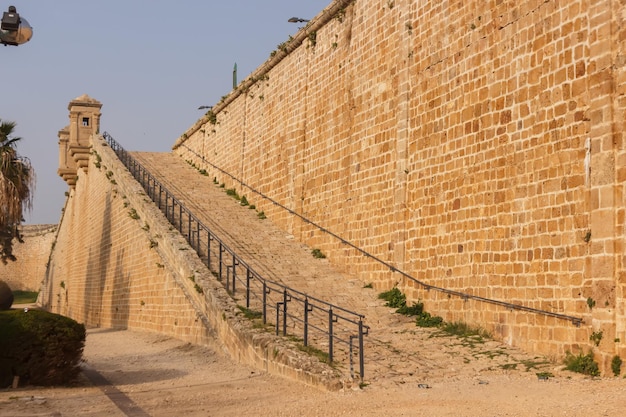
129 151 557 388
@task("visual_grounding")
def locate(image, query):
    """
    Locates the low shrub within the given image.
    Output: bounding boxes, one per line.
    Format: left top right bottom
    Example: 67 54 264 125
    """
563 351 599 376
396 302 424 316
415 311 444 327
378 288 406 310
379 287 426 317
0 309 86 387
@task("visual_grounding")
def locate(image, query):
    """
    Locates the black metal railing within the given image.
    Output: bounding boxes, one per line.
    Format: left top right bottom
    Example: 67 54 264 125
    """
103 132 369 381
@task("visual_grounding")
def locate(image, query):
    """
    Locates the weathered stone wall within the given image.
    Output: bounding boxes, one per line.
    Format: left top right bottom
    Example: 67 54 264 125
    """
0 225 57 292
174 0 626 372
39 135 343 390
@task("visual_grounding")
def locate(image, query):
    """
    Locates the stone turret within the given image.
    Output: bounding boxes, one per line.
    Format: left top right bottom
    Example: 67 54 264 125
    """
58 94 102 187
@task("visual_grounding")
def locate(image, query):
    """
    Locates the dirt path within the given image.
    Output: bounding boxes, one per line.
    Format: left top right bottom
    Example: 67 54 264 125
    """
1 328 625 417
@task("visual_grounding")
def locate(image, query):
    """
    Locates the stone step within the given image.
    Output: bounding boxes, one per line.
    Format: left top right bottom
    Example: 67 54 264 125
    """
129 151 556 386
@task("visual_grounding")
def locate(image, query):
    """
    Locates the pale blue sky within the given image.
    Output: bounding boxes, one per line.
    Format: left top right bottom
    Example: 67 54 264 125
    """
1 1 329 224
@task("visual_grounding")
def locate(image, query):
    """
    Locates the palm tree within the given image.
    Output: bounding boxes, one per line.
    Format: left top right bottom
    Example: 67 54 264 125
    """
0 119 35 263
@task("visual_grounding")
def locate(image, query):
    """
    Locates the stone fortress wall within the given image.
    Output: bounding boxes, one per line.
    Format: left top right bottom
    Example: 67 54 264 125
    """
0 224 57 292
174 0 626 371
40 128 341 389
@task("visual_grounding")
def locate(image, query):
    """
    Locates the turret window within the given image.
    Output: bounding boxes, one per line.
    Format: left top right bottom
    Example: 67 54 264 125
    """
82 117 90 127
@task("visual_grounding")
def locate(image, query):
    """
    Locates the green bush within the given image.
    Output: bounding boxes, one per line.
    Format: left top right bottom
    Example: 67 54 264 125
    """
0 309 86 387
378 287 426 316
378 288 406 309
563 351 599 376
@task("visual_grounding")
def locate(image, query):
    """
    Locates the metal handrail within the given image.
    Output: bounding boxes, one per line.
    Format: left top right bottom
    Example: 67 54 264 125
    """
178 143 584 328
103 132 369 381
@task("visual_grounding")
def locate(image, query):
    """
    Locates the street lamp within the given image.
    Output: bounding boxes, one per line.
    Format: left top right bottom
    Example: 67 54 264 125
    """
1 6 33 46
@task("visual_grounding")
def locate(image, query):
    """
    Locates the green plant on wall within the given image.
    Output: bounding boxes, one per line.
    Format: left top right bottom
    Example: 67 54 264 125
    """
128 209 139 220
611 355 622 376
589 330 603 347
308 31 317 48
335 8 346 23
207 110 217 125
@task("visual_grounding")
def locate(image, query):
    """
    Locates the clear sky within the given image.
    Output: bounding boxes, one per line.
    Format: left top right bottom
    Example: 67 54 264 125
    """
1 0 330 225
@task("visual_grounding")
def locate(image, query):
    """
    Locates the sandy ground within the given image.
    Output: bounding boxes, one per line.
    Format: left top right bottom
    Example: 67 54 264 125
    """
1 324 625 417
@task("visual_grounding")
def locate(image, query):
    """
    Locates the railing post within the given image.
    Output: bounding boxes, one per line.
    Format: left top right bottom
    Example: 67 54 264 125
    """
359 320 365 381
282 289 288 336
178 204 183 233
246 269 251 309
231 255 237 294
187 214 192 243
304 298 309 346
328 308 334 363
276 302 282 335
196 222 201 252
218 243 224 281
262 281 268 324
207 234 212 268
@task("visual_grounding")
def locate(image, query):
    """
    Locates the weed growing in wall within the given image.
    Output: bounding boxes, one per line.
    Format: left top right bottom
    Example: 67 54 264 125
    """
311 248 326 259
334 8 346 23
308 31 317 48
93 152 102 169
128 209 139 220
207 110 217 125
589 330 603 347
611 355 622 376
587 297 596 310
